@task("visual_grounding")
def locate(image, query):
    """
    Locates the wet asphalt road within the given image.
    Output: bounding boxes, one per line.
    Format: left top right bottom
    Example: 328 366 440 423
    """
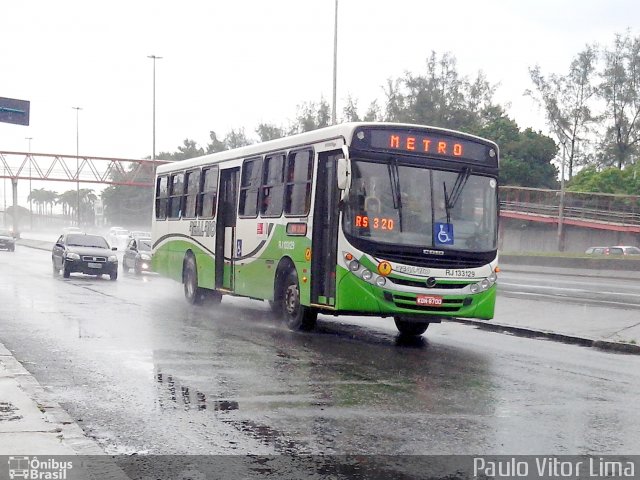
2 246 640 456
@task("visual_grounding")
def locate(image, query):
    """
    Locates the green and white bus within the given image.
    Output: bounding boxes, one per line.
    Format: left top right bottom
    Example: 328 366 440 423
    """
152 122 499 336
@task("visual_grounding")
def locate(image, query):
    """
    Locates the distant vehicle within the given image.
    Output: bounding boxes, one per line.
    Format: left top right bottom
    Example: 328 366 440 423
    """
128 230 151 241
0 229 16 252
585 246 608 255
122 237 153 275
52 233 118 280
107 227 129 249
585 245 640 255
607 245 640 255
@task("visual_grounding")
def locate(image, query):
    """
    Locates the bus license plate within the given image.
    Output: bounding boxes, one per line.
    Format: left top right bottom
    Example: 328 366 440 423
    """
416 295 442 306
88 262 102 269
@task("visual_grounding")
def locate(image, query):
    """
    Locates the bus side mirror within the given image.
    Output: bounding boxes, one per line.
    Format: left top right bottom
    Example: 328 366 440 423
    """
337 147 350 191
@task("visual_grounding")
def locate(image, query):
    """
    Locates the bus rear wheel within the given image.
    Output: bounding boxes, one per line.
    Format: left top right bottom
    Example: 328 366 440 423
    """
282 271 317 331
184 255 205 305
394 317 429 336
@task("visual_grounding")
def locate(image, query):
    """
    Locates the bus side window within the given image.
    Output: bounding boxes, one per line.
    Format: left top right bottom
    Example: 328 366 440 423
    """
183 169 200 219
238 157 262 218
260 153 285 217
198 166 219 218
155 175 169 220
168 172 184 219
284 149 313 216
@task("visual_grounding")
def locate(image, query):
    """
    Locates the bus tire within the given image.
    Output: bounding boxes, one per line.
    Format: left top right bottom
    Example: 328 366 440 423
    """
270 260 290 317
183 254 205 305
282 270 317 331
394 317 429 336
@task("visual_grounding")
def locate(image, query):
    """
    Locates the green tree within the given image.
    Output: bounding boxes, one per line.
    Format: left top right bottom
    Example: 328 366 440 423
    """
27 188 47 214
290 98 332 133
342 96 360 122
383 52 499 133
99 159 155 227
206 131 227 154
157 139 204 161
57 190 77 217
527 45 599 179
363 100 382 122
568 164 640 194
255 123 285 142
481 116 558 188
599 32 640 169
224 128 253 149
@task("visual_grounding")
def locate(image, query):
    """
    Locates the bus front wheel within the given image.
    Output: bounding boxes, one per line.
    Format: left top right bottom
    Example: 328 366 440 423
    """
282 271 317 331
394 317 429 336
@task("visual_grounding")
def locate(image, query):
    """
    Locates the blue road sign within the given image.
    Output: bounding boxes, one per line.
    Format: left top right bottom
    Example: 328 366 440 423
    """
0 97 30 126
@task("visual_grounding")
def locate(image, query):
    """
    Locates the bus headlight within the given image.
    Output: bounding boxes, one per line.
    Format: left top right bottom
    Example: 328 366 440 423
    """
361 269 372 281
481 279 490 289
376 276 386 287
470 284 480 293
488 271 497 283
349 260 360 271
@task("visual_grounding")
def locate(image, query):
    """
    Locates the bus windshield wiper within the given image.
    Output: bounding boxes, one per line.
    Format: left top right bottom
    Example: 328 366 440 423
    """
387 159 403 231
443 167 471 223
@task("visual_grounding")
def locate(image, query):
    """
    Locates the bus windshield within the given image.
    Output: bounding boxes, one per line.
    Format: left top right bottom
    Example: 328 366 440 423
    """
343 158 497 251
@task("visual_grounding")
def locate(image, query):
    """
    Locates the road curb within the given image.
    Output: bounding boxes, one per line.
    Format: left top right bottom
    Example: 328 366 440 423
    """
0 342 106 455
446 318 640 355
16 239 53 251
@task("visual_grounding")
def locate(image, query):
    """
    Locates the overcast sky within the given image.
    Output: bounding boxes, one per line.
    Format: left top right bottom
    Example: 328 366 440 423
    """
1 0 639 162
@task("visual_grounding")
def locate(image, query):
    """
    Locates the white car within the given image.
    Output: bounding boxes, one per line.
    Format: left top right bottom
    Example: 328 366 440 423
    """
107 227 129 249
607 245 640 255
128 230 151 241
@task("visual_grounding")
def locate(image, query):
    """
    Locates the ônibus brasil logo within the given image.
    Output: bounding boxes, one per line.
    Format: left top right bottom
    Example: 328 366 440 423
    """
7 457 73 479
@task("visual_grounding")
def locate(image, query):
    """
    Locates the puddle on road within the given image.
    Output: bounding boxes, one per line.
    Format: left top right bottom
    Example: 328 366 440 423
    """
156 371 238 412
154 370 306 453
0 402 23 421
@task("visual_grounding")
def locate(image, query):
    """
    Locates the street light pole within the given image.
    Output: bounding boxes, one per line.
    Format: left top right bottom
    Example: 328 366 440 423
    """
147 55 163 161
26 137 33 230
72 106 82 226
332 0 338 125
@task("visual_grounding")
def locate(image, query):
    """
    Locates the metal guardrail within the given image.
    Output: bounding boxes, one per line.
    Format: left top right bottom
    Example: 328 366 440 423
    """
500 187 640 227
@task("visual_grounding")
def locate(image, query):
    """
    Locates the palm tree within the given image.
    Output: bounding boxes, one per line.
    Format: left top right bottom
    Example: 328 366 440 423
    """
27 188 47 214
58 190 78 219
42 190 58 215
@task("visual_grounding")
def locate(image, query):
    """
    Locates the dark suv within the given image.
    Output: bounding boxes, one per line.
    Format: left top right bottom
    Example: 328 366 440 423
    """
52 233 119 280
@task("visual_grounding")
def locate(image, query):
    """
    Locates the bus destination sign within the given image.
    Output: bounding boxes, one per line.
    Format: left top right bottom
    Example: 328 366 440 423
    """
360 128 495 164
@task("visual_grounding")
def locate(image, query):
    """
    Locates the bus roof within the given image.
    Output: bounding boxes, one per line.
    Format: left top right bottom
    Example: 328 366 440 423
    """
155 122 498 174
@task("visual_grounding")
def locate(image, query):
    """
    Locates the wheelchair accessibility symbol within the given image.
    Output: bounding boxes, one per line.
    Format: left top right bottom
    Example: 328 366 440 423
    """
434 223 454 246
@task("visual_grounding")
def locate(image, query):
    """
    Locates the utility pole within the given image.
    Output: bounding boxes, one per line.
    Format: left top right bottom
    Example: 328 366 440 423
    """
26 137 33 230
147 55 163 161
72 106 82 226
332 0 338 125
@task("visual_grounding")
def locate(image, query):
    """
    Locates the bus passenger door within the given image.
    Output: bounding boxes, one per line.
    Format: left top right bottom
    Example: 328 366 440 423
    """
216 167 239 291
311 150 341 306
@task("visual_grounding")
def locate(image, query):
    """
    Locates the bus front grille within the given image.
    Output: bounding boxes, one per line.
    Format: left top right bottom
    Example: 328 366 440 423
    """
389 276 474 289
